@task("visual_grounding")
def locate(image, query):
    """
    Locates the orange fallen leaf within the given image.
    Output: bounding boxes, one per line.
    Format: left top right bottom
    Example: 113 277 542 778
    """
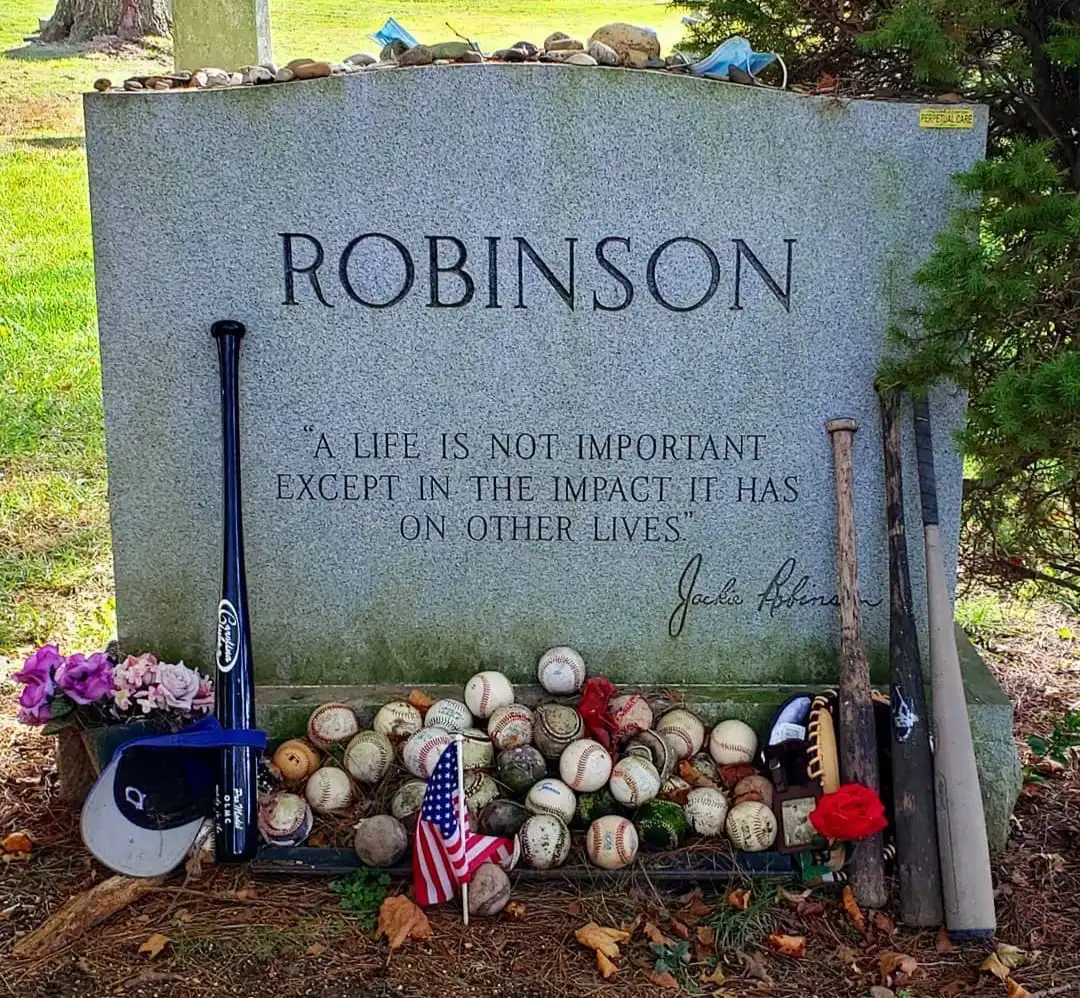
697 925 716 947
872 911 895 936
880 951 918 987
767 933 806 958
717 764 756 789
233 885 258 901
670 918 690 939
797 899 825 918
1005 977 1032 998
981 952 1011 981
138 933 171 959
1 832 32 853
643 921 674 946
835 944 859 967
701 964 726 985
307 832 329 848
727 888 751 911
505 900 526 921
842 886 866 933
566 900 584 916
681 895 712 920
646 969 680 990
596 950 618 978
936 926 956 955
407 689 435 714
575 923 629 959
377 895 431 950
306 942 328 956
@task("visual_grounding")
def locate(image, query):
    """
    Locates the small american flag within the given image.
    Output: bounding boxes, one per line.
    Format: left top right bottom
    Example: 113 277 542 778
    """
412 739 513 907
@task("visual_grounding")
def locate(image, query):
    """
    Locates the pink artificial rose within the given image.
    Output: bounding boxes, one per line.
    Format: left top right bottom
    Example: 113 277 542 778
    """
116 652 157 692
55 652 114 705
192 677 214 712
12 645 61 724
157 662 201 711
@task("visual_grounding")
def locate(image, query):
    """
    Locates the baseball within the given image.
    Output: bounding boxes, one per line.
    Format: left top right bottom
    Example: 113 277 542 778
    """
497 836 522 872
354 815 409 867
496 746 548 793
480 799 530 839
726 800 777 851
306 702 359 749
586 815 639 870
709 719 758 765
468 862 512 916
518 814 571 869
402 726 454 779
373 701 423 739
343 731 394 784
608 693 653 742
464 772 501 814
559 739 613 792
271 739 321 782
462 727 496 771
684 787 730 836
533 703 584 759
609 756 661 806
687 752 719 783
258 792 313 846
656 709 706 759
425 698 473 732
464 671 515 719
537 646 586 695
305 766 354 813
733 774 774 806
626 730 674 781
525 778 577 823
391 779 428 823
488 703 534 751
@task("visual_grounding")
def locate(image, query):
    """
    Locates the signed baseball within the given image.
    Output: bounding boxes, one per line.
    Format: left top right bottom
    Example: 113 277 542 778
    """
464 671 515 719
343 730 394 783
726 800 777 851
656 709 706 759
425 698 473 732
608 756 661 806
608 693 653 742
305 766 354 813
525 777 577 823
586 815 639 870
709 719 758 765
488 703 534 751
306 703 359 749
402 726 454 779
271 739 321 782
684 787 730 836
559 739 613 792
537 646 586 695
373 701 423 739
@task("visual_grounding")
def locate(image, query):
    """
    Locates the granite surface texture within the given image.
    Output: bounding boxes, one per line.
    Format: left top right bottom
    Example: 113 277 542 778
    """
84 68 989 686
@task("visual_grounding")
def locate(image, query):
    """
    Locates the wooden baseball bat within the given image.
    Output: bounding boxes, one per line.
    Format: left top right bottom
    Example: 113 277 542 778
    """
879 389 944 927
912 396 996 938
827 417 887 908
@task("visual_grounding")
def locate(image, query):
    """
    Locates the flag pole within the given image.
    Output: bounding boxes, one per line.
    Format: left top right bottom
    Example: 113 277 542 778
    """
455 732 469 926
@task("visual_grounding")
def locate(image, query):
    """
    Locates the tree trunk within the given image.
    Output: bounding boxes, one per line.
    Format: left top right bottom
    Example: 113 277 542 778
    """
40 0 171 43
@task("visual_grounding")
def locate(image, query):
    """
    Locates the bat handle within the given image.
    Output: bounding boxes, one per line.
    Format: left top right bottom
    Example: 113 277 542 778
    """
912 395 939 526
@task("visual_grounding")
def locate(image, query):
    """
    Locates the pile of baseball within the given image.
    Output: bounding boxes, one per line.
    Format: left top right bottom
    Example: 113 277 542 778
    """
260 647 778 914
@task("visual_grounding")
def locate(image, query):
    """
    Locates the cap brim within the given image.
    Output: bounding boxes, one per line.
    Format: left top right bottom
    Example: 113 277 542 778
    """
81 756 205 877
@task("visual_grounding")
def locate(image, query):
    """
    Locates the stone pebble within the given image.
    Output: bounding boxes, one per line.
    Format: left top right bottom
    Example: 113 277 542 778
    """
543 31 570 49
546 38 583 52
274 67 295 83
587 40 619 66
565 52 598 66
344 52 376 66
241 64 274 84
461 50 483 63
292 61 332 80
492 47 527 62
380 39 408 61
428 41 472 60
396 44 434 67
588 22 661 68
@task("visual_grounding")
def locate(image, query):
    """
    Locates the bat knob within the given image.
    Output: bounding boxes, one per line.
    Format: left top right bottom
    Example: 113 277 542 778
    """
211 319 247 341
826 417 858 434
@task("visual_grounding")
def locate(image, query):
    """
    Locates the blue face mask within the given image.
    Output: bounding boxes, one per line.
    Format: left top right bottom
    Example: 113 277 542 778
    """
691 35 783 83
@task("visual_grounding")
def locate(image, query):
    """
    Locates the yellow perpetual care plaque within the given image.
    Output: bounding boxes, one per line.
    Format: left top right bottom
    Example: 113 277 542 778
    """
918 107 975 129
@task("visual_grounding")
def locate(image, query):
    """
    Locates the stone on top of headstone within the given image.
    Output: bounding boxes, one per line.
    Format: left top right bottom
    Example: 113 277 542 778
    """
428 41 472 61
546 38 583 52
380 39 409 62
587 40 619 66
344 52 376 66
292 61 332 80
543 31 570 49
493 47 527 62
588 23 661 67
396 45 434 67
173 0 272 73
566 52 598 66
461 50 484 64
512 41 538 56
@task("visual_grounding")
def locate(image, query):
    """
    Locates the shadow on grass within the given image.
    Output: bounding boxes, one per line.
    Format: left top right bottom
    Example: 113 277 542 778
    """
3 40 88 62
14 135 85 149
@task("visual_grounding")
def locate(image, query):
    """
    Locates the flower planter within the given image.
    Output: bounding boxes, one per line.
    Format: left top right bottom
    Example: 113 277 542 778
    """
55 719 172 805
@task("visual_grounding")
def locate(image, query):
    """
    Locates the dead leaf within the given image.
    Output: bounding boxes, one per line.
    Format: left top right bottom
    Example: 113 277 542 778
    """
306 942 328 956
670 918 690 939
939 980 965 997
1035 758 1065 775
879 951 917 987
727 888 751 911
700 965 726 985
835 944 859 967
813 73 839 94
842 886 866 933
678 760 716 787
596 950 618 979
407 689 435 714
740 949 773 984
575 923 630 959
936 926 957 955
2 832 32 853
505 900 526 921
981 953 1011 981
646 969 680 990
643 921 674 947
797 899 825 918
767 933 806 958
681 897 712 922
873 911 896 936
1005 977 1032 998
566 900 584 916
1 852 30 864
697 925 716 947
137 934 171 959
868 989 895 998
377 895 431 951
717 764 756 789
1038 852 1066 872
995 943 1028 969
233 885 258 901
307 832 329 848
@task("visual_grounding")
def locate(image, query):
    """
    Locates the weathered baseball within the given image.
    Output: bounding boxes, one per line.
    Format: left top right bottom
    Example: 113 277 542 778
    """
626 730 674 781
373 701 423 739
402 726 454 779
684 787 730 836
271 739 321 782
305 766 354 813
518 814 571 869
559 739 613 792
586 815 639 870
488 703 534 751
537 646 586 695
464 772 500 814
660 774 693 801
496 746 548 793
525 777 577 823
258 791 313 846
726 800 777 851
608 755 661 806
687 752 719 783
608 693 654 742
656 709 706 759
733 773 774 806
390 779 428 823
480 799 530 839
709 719 758 765
468 861 512 916
343 730 394 784
462 727 495 771
306 703 359 749
354 815 409 867
533 702 584 759
425 698 473 732
464 671 515 719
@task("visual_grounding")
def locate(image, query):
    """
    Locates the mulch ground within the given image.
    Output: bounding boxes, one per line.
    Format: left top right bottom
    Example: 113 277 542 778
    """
2 604 1078 998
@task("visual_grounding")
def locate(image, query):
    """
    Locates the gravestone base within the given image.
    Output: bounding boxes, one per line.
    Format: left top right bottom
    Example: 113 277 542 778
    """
256 627 1019 852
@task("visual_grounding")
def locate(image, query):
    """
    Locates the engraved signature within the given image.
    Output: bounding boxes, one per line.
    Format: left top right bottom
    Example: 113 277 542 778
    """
668 552 743 638
756 557 884 617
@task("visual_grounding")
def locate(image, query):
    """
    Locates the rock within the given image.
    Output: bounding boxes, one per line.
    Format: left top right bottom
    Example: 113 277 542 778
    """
228 72 243 86
199 67 231 87
122 79 144 91
588 22 661 66
344 52 376 66
645 58 665 69
428 41 471 60
512 41 538 56
380 39 409 61
146 77 171 90
543 31 570 49
587 40 619 66
274 67 296 83
365 62 395 71
330 63 349 74
285 57 316 70
396 44 434 67
566 52 598 66
167 71 192 85
492 47 527 62
292 61 332 80
93 78 112 92
241 65 274 85
343 62 364 73
461 50 483 63
192 70 209 88
546 38 583 52
728 66 757 85
665 50 690 67
260 61 278 75
538 50 578 63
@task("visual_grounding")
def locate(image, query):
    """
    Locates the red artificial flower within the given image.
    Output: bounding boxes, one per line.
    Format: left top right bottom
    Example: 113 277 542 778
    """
809 783 888 841
577 676 618 753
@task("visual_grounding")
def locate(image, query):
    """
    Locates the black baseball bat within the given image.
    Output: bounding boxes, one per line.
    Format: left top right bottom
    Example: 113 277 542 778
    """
879 388 943 927
913 395 995 937
212 319 259 863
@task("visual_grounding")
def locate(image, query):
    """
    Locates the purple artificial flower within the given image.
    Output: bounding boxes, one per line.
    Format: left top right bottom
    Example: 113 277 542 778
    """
156 662 202 711
55 652 114 705
12 645 61 725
